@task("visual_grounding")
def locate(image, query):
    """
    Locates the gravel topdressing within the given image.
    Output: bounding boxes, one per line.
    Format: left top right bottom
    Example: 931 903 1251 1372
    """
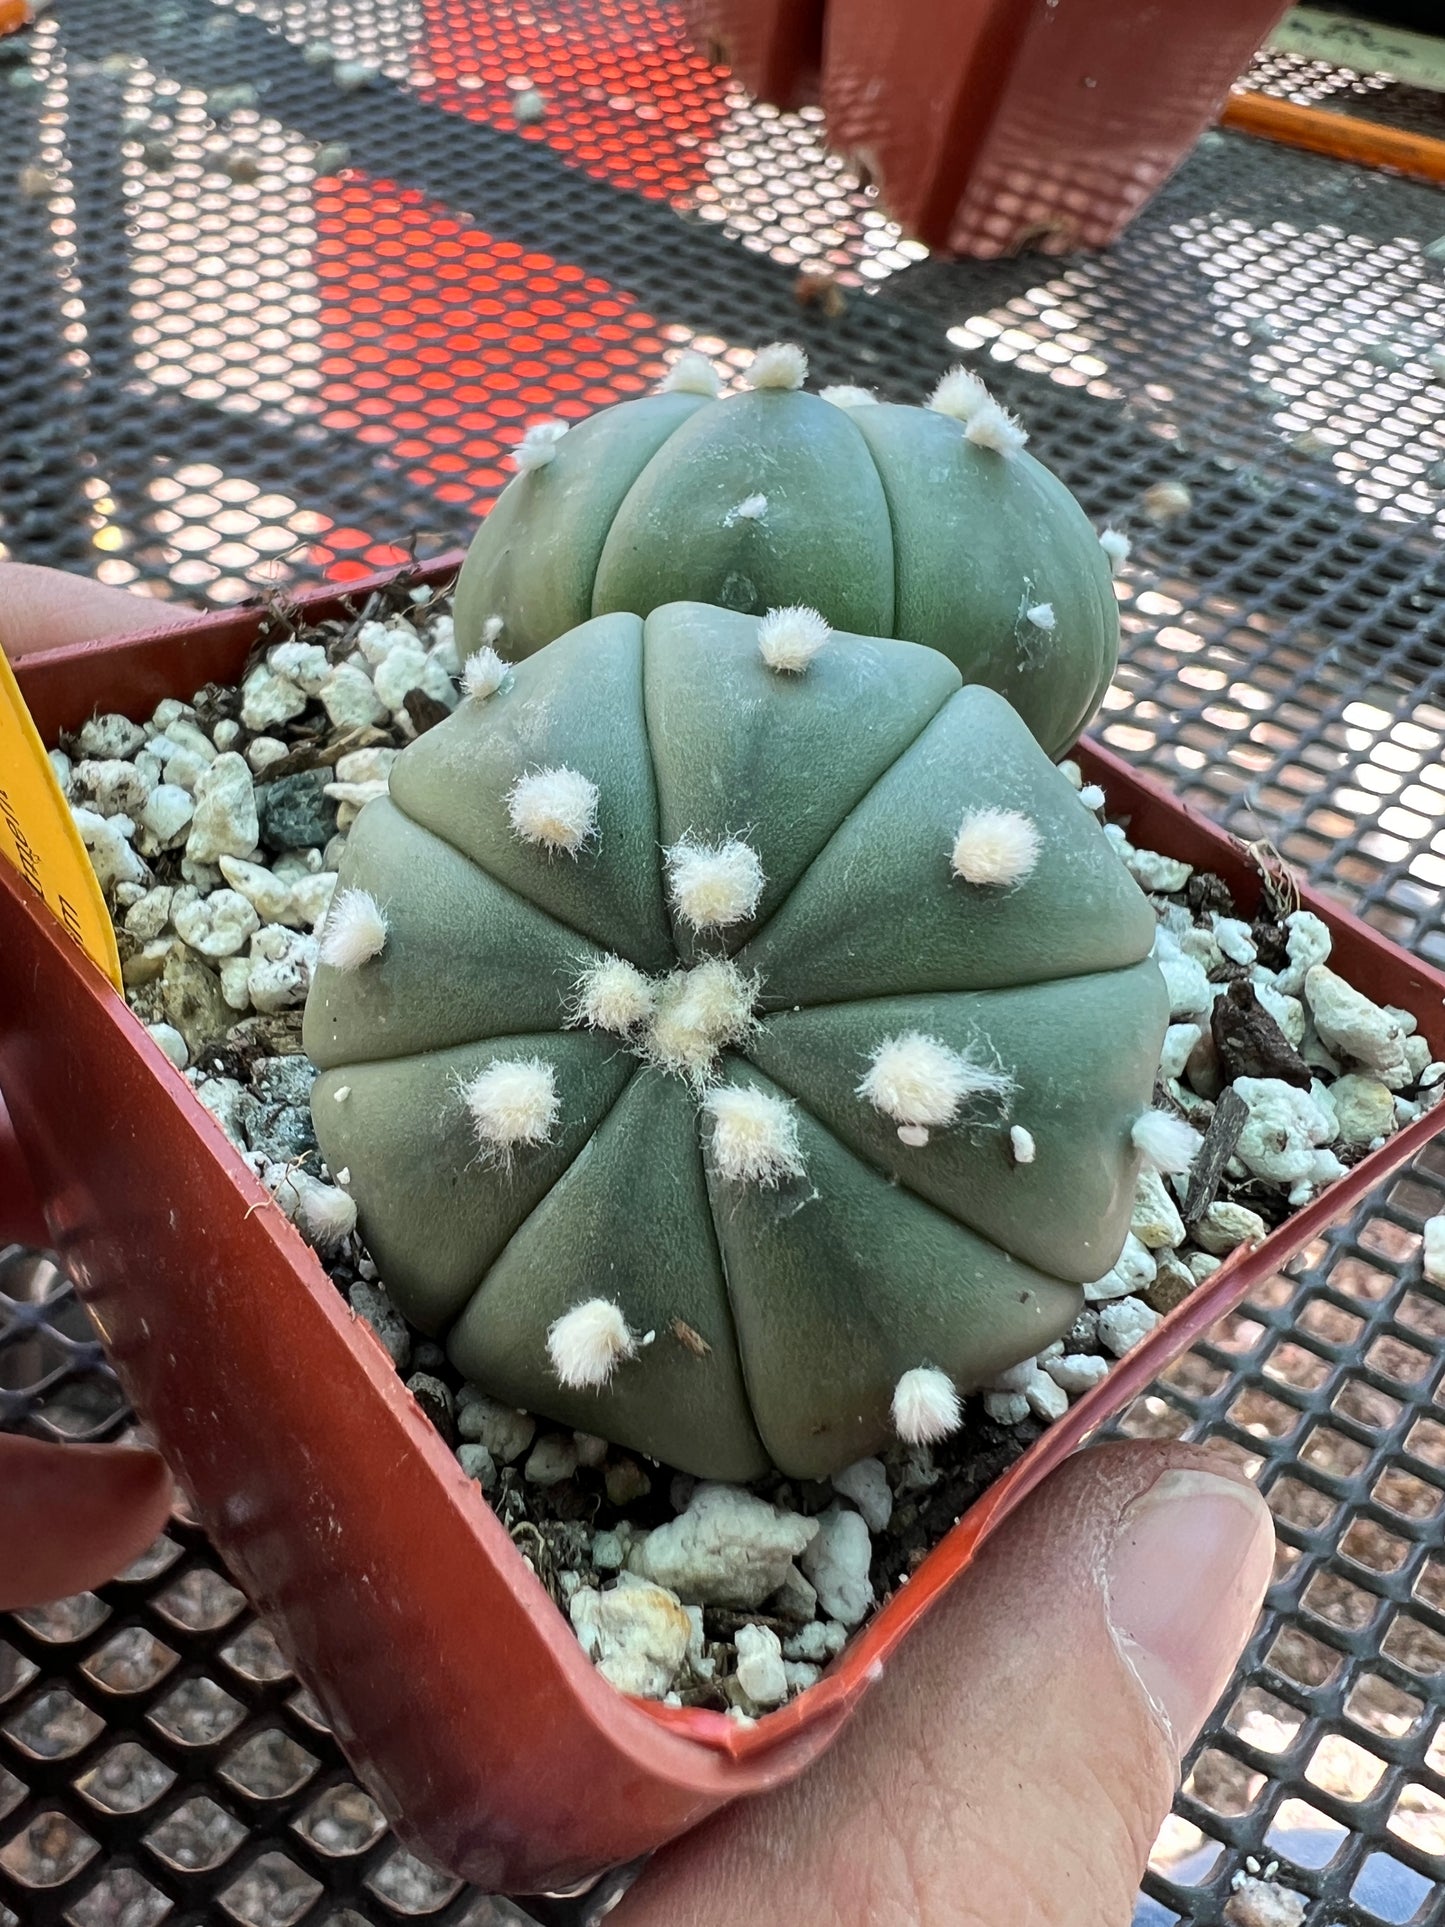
56 572 1444 1716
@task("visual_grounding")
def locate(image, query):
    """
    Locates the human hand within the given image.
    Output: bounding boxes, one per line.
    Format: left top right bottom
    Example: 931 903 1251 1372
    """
0 559 195 659
616 1442 1273 1927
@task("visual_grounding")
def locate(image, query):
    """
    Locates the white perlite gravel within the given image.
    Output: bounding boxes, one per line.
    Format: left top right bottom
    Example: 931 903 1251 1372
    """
71 591 1443 1713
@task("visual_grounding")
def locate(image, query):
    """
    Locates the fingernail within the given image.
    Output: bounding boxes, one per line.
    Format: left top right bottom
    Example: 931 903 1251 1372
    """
1105 1468 1274 1758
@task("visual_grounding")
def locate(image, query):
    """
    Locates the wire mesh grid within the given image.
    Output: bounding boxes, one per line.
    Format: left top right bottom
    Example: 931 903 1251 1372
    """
1238 42 1445 140
2 2 1445 1921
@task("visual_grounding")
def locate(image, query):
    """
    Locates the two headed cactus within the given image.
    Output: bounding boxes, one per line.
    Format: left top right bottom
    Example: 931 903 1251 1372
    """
454 345 1123 760
305 600 1177 1481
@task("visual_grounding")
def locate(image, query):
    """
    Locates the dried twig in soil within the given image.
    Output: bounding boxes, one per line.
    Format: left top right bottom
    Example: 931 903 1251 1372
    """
1183 1086 1250 1223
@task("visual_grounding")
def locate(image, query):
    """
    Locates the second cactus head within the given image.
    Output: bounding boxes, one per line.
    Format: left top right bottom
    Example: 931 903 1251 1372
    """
454 345 1122 759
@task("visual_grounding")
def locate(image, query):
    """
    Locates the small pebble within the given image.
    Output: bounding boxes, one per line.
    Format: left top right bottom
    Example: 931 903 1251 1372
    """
173 887 259 959
247 925 316 1013
1159 1022 1201 1082
186 753 259 865
1126 846 1192 893
569 1583 691 1700
1097 1297 1161 1357
733 1623 788 1708
983 1390 1030 1425
1042 1353 1109 1396
1329 1073 1396 1146
457 1392 535 1463
456 1443 497 1490
320 662 388 730
1192 1201 1267 1256
79 713 147 760
1084 1232 1157 1302
592 1529 626 1572
1132 1169 1185 1250
145 1022 189 1071
630 1484 817 1610
524 1434 579 1486
782 1620 848 1664
348 1282 410 1369
1144 1255 1197 1317
406 1372 455 1444
831 1457 892 1534
1423 1217 1445 1288
769 1563 819 1625
1305 964 1413 1089
798 1508 874 1627
603 1457 652 1507
1223 1876 1307 1927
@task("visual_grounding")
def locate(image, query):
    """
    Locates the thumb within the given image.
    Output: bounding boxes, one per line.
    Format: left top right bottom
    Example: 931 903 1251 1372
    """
0 561 194 659
0 1436 174 1609
618 1442 1274 1927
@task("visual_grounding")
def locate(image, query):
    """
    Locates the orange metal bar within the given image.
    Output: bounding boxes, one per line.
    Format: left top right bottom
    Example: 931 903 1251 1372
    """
1221 87 1445 184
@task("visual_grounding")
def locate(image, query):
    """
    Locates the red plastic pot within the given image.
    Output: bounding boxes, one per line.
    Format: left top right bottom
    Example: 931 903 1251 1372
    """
3 560 1443 1892
680 0 825 110
684 0 1293 255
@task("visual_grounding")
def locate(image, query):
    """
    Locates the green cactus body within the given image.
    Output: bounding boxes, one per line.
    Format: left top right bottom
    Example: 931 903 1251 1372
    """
304 602 1167 1481
454 352 1119 758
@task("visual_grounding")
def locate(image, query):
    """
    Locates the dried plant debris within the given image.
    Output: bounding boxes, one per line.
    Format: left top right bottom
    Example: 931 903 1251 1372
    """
72 586 1443 1713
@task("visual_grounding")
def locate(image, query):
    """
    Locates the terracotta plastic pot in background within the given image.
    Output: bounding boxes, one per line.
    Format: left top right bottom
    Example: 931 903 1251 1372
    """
3 560 1444 1893
683 0 1293 256
680 0 824 110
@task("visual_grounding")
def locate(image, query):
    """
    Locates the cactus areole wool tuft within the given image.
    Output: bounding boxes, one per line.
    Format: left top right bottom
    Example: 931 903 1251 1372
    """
304 602 1167 1480
453 348 1120 759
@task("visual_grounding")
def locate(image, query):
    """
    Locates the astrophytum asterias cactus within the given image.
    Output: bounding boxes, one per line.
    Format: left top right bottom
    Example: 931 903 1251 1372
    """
452 345 1121 759
304 602 1169 1480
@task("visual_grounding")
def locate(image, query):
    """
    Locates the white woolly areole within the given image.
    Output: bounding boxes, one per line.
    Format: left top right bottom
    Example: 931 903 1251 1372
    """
658 350 721 397
819 383 876 408
724 492 768 525
507 766 600 855
297 1182 357 1250
704 1084 805 1185
1025 602 1056 631
950 807 1041 888
927 364 991 422
646 959 757 1083
1132 1109 1203 1175
744 341 807 391
1079 783 1106 811
964 398 1029 456
481 614 505 645
665 835 764 930
757 604 831 674
892 1366 962 1445
461 1057 559 1156
512 418 569 471
858 1031 1012 1129
547 1299 636 1389
319 887 388 970
1099 528 1130 572
1010 1124 1037 1165
462 647 508 701
572 955 657 1034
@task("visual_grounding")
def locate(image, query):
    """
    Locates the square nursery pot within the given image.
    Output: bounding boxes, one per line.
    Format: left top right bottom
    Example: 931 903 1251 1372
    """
681 0 826 110
3 558 1444 1895
685 0 1294 255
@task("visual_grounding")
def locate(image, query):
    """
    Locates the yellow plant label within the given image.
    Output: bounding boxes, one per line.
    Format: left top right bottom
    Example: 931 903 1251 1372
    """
0 649 123 992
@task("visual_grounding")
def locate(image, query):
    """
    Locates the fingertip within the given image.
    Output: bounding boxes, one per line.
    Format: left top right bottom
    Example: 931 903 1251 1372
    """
0 1436 175 1608
0 562 196 659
